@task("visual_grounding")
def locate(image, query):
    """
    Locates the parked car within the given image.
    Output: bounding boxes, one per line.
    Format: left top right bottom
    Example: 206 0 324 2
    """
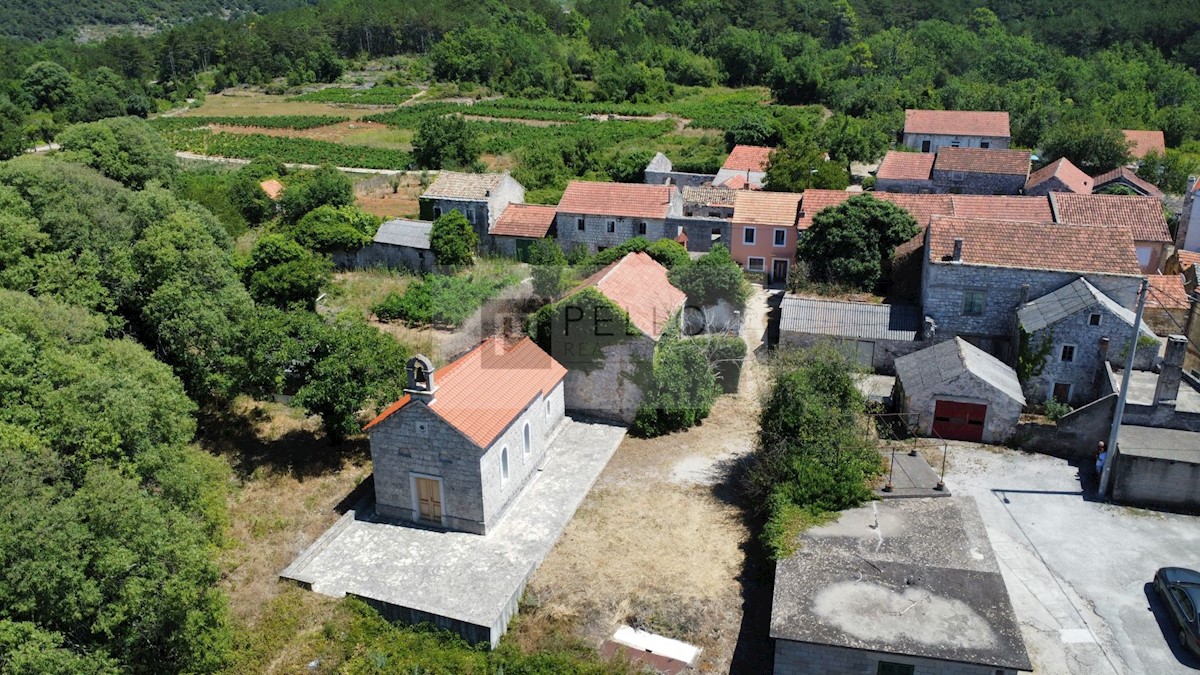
1154 567 1200 656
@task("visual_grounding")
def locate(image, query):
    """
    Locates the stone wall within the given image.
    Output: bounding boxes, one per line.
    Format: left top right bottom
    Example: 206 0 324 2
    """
1024 177 1073 197
563 337 655 423
773 640 1021 675
645 169 715 188
1112 451 1200 511
922 260 1143 351
556 212 673 254
672 216 730 253
876 177 936 193
902 133 1010 153
929 169 1026 195
1023 305 1159 405
897 372 1024 444
778 332 943 376
370 402 486 533
1014 394 1116 461
369 382 565 535
332 243 434 273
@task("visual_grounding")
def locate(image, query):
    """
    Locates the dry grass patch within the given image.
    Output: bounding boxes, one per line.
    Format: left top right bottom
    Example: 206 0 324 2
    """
180 91 395 119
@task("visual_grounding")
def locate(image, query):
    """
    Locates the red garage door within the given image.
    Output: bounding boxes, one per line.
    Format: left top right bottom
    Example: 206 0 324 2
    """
932 400 987 442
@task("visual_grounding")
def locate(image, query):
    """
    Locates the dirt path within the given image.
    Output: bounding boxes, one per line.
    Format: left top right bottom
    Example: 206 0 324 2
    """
511 286 776 673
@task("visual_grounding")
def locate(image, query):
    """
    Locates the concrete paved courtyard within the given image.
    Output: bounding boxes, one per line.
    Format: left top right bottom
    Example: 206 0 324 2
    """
281 417 626 646
946 443 1200 674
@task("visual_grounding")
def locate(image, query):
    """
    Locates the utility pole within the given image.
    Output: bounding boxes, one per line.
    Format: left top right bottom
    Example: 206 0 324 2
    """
1099 277 1149 497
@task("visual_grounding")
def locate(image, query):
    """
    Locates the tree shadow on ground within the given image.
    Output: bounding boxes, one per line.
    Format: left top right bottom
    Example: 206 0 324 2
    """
196 405 370 481
709 450 776 674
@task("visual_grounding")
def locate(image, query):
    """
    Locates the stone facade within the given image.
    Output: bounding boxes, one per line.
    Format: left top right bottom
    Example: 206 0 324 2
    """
927 167 1026 195
1176 178 1200 252
643 152 716 188
774 641 1023 675
331 242 434 273
672 215 730 253
1111 447 1200 511
562 337 655 424
894 375 1024 444
370 381 565 535
902 133 1010 153
1022 307 1159 406
922 261 1142 360
419 175 525 243
778 332 943 376
555 196 683 254
877 176 936 193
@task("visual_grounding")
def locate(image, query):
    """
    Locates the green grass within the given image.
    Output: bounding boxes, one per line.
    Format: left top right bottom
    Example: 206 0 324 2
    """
287 86 420 105
151 115 350 130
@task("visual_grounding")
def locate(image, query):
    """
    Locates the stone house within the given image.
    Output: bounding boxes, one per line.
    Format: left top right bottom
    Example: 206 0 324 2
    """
1050 193 1174 273
363 338 567 535
643 152 717 188
554 181 682 254
778 296 935 374
1016 278 1160 405
928 147 1030 195
1143 273 1191 337
730 190 802 282
1091 167 1162 197
921 216 1144 361
893 337 1027 443
681 185 736 219
714 145 772 189
333 218 435 273
487 203 556 259
902 109 1011 153
1024 158 1092 196
771 497 1032 675
550 252 686 423
874 151 936 193
419 172 525 244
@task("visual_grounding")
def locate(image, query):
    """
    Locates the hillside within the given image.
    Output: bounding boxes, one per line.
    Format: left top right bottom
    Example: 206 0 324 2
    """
0 0 315 41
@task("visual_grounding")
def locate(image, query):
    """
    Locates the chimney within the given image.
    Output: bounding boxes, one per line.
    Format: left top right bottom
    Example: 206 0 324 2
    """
405 354 437 403
952 238 964 262
1154 335 1188 406
1099 336 1110 358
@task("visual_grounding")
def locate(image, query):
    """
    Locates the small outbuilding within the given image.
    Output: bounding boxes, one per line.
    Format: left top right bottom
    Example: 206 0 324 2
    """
778 296 930 374
336 218 435 273
771 496 1032 675
893 337 1026 443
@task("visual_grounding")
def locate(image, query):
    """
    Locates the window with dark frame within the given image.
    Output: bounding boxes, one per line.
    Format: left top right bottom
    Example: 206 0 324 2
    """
744 227 756 244
577 217 585 231
774 229 786 246
1061 345 1076 362
606 221 615 233
877 662 915 675
962 289 986 316
1089 313 1102 326
637 222 646 235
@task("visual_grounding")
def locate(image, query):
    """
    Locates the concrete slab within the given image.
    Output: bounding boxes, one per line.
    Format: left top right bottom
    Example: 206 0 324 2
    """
856 374 895 403
281 417 626 646
947 441 1200 674
875 447 951 499
1121 370 1200 412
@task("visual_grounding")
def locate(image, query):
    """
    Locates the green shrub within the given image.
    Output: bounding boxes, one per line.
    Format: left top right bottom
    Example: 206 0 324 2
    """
525 288 640 372
645 238 691 270
292 205 379 252
372 272 514 326
1043 399 1073 421
668 244 750 309
632 335 719 437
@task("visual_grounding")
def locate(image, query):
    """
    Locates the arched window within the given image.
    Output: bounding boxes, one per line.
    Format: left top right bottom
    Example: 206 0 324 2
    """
523 423 531 460
501 447 509 485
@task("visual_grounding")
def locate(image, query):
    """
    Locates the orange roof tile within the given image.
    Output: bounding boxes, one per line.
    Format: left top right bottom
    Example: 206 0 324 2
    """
794 190 852 230
876 151 935 180
1050 193 1172 243
1025 158 1092 194
904 109 1010 138
722 145 774 172
1145 274 1190 310
557 181 675 220
574 252 686 340
259 179 284 200
933 147 1030 176
927 217 1141 275
948 195 1053 222
721 174 761 190
491 203 556 238
1122 130 1166 158
733 190 803 228
363 337 566 448
1177 250 1200 271
1090 167 1163 197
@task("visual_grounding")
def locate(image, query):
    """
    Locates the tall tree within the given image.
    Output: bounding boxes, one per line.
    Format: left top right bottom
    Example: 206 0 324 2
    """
412 113 479 170
429 209 478 267
797 194 919 291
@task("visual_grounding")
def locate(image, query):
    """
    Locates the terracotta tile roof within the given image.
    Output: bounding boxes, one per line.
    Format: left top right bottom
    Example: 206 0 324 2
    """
1091 167 1163 197
948 195 1053 222
795 189 852 230
876 151 934 180
682 185 736 208
259 179 284 200
879 193 955 228
733 190 803 228
1122 130 1166 158
1177 250 1200 272
722 145 773 172
1025 158 1092 194
557 181 675 220
574 252 686 340
926 216 1141 275
1146 274 1190 310
1050 193 1172 243
491 203 556 238
720 174 760 190
422 171 508 200
933 147 1030 176
904 109 1010 138
362 337 566 448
